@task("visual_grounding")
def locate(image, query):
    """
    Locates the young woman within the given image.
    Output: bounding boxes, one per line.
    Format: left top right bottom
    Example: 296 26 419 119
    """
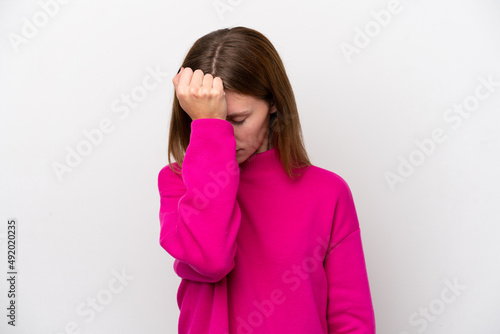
158 26 376 334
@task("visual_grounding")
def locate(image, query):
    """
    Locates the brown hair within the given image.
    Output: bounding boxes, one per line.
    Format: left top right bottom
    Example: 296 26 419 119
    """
167 26 311 179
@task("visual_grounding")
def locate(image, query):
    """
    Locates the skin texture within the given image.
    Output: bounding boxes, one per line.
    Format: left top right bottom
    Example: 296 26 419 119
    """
225 91 277 164
172 67 277 164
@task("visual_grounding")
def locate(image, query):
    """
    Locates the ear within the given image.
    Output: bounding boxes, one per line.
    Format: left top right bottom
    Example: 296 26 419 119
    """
270 104 277 114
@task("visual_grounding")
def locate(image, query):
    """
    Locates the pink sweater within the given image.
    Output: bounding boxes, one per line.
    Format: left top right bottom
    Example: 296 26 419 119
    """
158 118 376 333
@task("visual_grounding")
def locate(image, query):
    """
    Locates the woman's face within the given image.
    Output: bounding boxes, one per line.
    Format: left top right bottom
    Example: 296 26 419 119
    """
224 91 277 164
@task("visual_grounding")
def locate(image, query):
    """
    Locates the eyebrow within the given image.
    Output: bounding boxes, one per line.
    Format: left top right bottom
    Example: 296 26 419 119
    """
227 110 250 117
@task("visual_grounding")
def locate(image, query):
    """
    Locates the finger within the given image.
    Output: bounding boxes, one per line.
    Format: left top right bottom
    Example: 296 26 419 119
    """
190 69 204 88
172 67 184 87
213 76 224 93
178 67 193 89
202 73 214 89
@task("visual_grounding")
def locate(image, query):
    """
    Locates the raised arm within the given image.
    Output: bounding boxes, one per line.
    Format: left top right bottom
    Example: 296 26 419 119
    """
158 118 241 282
158 67 241 283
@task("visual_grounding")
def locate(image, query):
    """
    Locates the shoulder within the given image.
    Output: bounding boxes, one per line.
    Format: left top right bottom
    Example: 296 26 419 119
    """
157 162 184 194
158 162 181 180
300 165 359 235
302 164 353 198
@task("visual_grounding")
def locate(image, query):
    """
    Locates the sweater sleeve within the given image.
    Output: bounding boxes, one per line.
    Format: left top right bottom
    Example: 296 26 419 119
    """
324 176 376 333
158 118 241 283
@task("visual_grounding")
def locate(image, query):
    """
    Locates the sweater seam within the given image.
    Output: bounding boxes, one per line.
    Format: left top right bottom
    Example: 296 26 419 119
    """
326 227 360 255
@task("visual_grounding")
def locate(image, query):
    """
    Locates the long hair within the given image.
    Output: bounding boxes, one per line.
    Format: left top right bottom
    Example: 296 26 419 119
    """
167 26 311 179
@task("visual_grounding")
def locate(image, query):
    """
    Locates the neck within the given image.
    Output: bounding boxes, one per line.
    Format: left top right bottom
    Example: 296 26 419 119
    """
239 147 282 178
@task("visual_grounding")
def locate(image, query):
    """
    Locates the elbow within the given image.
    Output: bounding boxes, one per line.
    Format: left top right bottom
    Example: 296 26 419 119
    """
159 236 235 282
205 258 235 282
190 254 235 282
173 259 232 283
182 257 235 283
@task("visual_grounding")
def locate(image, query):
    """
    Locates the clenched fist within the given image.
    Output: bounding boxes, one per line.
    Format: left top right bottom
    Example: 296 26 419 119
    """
172 67 227 121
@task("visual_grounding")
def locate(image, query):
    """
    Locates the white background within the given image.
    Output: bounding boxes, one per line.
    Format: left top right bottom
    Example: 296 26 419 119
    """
1 0 500 333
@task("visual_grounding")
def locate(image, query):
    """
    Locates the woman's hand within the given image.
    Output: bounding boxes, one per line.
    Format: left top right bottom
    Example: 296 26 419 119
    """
172 67 227 121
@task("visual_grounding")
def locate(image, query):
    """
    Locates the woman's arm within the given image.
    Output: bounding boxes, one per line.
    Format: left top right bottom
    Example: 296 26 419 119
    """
324 177 376 333
158 118 241 283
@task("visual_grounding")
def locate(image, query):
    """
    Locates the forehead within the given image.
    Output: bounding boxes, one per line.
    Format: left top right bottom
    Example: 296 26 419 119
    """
225 91 260 116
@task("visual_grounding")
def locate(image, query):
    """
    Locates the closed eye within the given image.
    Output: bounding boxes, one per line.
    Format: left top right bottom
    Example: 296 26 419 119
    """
232 119 246 125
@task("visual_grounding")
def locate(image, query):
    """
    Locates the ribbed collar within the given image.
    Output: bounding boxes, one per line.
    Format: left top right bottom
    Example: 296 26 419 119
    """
238 147 284 179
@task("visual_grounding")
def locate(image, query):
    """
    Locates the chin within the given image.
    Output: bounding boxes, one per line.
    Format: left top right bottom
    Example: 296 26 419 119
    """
237 156 245 165
236 152 249 165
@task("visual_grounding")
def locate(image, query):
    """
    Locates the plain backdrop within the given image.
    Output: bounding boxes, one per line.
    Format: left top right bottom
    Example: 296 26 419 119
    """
1 0 500 333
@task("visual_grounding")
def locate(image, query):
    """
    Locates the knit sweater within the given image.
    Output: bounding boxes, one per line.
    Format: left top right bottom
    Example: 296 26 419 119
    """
158 118 376 333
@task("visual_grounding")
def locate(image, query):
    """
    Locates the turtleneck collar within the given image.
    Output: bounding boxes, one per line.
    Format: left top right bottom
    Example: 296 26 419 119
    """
238 147 283 178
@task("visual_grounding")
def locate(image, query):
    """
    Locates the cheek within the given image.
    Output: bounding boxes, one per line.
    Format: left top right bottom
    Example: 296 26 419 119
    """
235 125 251 136
236 119 268 143
233 127 248 143
251 124 268 144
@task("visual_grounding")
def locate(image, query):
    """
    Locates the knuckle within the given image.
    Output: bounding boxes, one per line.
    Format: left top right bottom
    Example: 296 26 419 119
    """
199 89 208 98
189 86 198 96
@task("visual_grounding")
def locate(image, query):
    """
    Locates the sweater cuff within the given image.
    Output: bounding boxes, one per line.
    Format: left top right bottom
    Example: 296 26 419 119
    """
191 118 232 130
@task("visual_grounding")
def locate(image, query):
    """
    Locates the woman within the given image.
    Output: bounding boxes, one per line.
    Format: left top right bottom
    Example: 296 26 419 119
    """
158 26 376 333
